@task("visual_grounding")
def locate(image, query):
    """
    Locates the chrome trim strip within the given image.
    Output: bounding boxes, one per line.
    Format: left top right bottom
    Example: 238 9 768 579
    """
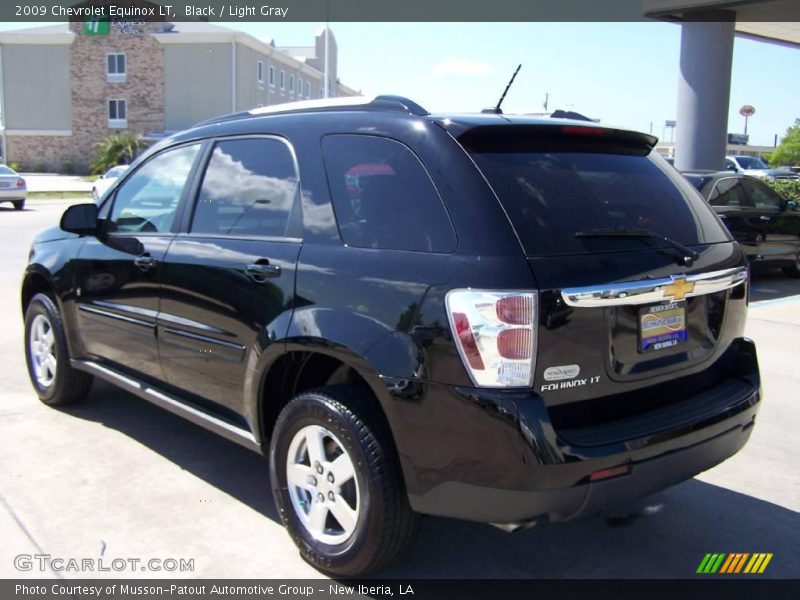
157 311 229 335
160 326 245 352
93 300 158 320
560 267 747 308
71 360 261 453
78 304 155 329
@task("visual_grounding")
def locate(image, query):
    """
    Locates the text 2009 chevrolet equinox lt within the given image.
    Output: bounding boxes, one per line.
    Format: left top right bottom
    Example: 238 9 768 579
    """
22 96 761 576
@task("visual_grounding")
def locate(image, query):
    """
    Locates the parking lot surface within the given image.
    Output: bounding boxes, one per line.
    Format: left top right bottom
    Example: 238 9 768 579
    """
1 199 798 579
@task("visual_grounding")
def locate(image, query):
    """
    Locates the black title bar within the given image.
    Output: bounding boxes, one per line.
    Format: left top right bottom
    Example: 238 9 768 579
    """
3 0 800 23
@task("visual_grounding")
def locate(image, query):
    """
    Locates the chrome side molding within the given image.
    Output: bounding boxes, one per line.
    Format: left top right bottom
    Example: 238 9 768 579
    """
561 267 747 308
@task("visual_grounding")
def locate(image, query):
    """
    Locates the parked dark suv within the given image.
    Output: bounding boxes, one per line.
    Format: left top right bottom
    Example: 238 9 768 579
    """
683 170 800 277
22 96 761 576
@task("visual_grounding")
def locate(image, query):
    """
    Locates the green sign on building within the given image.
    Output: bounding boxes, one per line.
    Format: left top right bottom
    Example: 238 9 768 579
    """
83 20 110 36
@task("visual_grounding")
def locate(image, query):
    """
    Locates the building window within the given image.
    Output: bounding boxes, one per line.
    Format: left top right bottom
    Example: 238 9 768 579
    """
108 99 127 128
319 85 324 99
289 74 295 95
306 80 311 98
297 77 303 98
279 69 285 92
107 53 126 82
257 61 264 85
269 65 275 87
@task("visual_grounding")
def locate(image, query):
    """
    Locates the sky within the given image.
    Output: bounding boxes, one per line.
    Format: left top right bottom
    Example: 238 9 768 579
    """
3 21 799 147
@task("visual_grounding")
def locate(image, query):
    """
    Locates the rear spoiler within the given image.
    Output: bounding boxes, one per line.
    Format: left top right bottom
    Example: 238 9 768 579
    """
457 124 659 155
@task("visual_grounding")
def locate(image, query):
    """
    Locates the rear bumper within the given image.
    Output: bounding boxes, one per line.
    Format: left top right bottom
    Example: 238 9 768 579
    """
403 339 760 523
0 190 26 200
409 409 755 523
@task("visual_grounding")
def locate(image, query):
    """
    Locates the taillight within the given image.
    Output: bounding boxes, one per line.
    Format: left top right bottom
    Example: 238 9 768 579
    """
446 290 537 387
452 312 484 370
16 177 25 188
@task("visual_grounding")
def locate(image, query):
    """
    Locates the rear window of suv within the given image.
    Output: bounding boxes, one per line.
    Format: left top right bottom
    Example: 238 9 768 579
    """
465 129 729 256
322 134 457 253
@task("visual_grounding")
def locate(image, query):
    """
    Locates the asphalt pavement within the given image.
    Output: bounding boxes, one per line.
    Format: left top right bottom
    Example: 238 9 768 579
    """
0 199 798 579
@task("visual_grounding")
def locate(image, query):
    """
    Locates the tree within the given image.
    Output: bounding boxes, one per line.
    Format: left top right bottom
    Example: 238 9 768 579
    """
90 132 150 175
768 119 800 167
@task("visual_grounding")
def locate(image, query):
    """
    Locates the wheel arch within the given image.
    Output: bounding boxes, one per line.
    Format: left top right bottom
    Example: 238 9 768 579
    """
251 339 402 460
21 266 55 316
22 265 85 359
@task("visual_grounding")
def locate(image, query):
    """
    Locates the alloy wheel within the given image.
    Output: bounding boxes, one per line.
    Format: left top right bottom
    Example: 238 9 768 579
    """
286 424 360 545
29 314 56 388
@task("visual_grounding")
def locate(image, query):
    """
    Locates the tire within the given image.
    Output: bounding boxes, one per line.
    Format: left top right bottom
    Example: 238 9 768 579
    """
782 253 800 278
12 200 24 210
270 385 419 576
24 293 93 406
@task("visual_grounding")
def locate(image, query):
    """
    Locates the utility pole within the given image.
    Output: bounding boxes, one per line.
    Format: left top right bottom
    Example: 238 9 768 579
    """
323 0 330 99
543 92 549 112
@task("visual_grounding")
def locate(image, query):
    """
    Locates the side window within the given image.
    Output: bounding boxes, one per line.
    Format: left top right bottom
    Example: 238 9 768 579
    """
710 178 749 207
321 135 456 253
725 159 737 171
108 144 200 234
191 138 298 238
742 178 782 210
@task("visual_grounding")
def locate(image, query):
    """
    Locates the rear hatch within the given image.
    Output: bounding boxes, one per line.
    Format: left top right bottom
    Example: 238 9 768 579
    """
459 122 747 421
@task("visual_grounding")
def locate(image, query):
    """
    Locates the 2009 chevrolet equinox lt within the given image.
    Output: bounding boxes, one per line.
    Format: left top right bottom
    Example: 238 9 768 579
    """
22 95 761 576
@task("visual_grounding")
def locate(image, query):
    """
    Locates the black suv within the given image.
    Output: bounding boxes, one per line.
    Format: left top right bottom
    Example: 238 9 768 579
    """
683 170 800 277
22 96 761 576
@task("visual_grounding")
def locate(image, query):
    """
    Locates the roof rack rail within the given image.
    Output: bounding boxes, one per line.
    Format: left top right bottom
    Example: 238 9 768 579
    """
194 95 429 128
372 95 429 116
550 109 597 122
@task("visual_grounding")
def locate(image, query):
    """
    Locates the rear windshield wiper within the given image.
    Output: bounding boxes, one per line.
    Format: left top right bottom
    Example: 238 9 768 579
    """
574 227 700 266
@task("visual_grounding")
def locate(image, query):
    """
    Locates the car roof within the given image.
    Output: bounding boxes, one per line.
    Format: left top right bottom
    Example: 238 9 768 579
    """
680 170 736 186
186 95 657 148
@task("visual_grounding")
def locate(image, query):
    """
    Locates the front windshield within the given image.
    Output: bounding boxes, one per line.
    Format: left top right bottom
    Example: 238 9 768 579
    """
736 156 768 169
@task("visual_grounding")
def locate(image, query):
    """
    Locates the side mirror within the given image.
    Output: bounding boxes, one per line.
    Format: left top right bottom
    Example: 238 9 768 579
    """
60 203 98 235
726 164 737 172
786 199 798 211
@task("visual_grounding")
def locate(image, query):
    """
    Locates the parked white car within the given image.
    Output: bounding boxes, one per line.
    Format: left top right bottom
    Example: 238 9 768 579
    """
0 165 27 210
725 155 798 181
92 165 129 203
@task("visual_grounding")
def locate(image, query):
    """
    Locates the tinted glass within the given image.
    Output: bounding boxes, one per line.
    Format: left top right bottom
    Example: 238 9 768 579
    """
321 135 456 253
709 178 749 207
683 175 706 191
0 166 15 175
735 156 768 170
741 178 782 210
191 138 298 237
469 146 730 256
109 143 200 234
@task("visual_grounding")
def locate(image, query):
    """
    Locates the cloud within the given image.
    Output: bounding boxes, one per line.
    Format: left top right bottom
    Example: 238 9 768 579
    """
432 57 492 77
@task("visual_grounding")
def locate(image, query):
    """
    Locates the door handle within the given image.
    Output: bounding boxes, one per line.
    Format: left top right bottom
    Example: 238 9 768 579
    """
134 254 157 272
245 261 281 281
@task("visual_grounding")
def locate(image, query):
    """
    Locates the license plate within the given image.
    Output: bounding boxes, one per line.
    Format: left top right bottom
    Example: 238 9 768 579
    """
0 182 10 188
638 302 687 352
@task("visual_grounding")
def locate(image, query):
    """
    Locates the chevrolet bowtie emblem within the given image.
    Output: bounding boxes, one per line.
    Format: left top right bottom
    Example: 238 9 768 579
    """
663 277 695 301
